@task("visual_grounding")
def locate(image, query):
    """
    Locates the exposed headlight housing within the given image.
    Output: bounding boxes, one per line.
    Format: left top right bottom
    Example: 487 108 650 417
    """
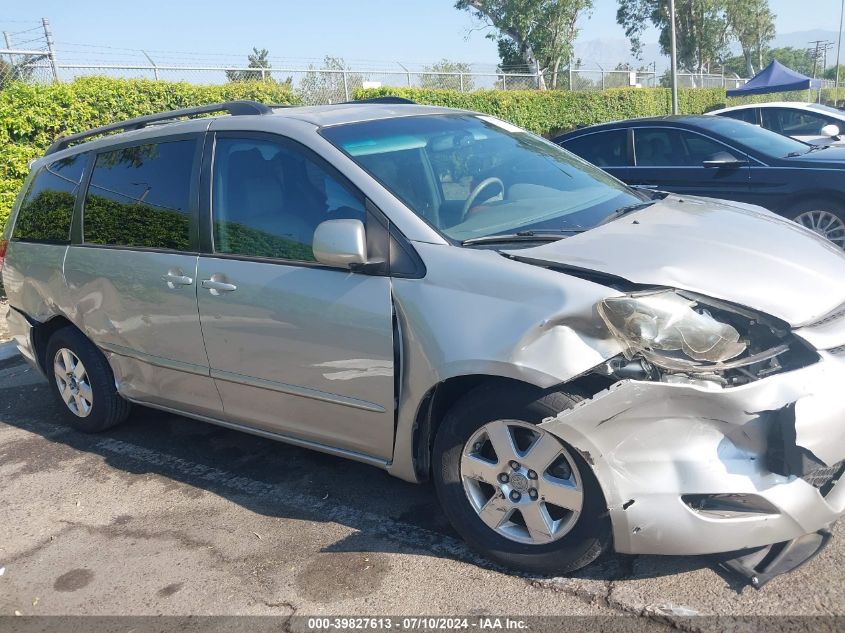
598 290 748 371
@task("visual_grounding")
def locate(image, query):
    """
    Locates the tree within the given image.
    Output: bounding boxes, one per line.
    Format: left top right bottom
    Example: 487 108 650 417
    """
420 59 475 91
299 56 362 105
0 56 37 90
455 0 593 90
825 64 845 81
617 1 731 74
226 48 273 82
726 0 776 76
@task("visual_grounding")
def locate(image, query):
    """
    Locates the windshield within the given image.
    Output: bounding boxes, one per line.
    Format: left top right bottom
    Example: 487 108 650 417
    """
808 103 845 117
321 114 644 243
694 116 810 157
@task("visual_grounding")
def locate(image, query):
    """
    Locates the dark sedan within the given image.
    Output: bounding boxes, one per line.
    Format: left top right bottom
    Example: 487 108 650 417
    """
554 115 845 248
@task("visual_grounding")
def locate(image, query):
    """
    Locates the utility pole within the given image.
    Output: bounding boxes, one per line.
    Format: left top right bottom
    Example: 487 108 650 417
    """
41 17 59 82
669 0 679 114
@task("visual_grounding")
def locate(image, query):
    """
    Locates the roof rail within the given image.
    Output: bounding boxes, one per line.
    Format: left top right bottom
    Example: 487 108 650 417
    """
346 96 417 105
45 100 273 155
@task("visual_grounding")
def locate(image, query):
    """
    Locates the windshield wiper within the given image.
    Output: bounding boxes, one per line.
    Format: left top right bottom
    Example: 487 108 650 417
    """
461 229 582 246
599 201 656 225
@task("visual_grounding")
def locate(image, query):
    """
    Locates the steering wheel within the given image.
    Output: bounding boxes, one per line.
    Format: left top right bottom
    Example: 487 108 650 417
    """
460 177 505 222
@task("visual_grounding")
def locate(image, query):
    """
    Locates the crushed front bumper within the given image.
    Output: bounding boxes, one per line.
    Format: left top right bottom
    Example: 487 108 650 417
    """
539 350 845 558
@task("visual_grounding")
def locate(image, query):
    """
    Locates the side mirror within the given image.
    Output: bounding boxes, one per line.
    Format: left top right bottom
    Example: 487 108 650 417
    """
821 123 841 139
702 151 747 169
313 219 369 268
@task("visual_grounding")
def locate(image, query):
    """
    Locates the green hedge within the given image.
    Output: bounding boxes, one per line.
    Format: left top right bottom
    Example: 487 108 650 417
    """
0 76 299 229
355 86 845 136
354 87 728 137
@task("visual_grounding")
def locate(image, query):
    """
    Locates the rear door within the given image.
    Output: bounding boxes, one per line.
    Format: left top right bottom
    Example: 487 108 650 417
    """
63 133 222 416
195 131 396 461
629 126 751 200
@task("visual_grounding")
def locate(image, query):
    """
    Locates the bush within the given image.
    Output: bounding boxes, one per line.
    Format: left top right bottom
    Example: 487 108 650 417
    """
0 76 299 229
353 87 728 137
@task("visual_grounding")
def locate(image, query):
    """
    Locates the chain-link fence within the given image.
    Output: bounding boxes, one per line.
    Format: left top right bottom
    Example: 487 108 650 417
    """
0 17 761 104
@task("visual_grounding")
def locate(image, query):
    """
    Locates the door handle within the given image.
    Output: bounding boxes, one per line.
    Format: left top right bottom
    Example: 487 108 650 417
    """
161 269 194 288
201 275 237 295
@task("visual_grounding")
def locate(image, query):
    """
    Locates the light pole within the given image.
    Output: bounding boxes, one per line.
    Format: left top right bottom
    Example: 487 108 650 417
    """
836 0 844 95
669 0 679 114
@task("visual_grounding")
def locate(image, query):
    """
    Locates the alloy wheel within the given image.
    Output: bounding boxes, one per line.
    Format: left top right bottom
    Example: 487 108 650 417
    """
460 420 583 545
794 210 845 248
53 348 93 417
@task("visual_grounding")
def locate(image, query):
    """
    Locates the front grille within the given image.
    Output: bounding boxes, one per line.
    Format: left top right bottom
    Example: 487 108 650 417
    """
802 461 845 496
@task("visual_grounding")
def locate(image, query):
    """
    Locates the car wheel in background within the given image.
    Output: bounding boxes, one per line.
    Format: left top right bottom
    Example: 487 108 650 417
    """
46 326 132 432
790 200 845 249
433 382 611 575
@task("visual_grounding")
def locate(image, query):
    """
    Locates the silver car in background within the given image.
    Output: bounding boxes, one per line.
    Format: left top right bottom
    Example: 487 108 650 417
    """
2 99 845 585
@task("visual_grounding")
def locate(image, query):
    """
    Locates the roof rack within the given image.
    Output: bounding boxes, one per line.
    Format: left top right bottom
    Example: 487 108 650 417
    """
45 100 273 155
345 96 417 105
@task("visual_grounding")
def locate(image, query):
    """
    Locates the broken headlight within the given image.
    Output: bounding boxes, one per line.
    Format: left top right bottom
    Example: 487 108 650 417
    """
597 290 748 371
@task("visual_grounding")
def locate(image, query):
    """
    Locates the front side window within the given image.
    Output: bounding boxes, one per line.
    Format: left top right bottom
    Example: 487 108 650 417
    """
692 116 810 158
321 115 643 243
84 140 196 250
13 153 87 243
762 108 834 136
634 128 741 167
212 137 365 262
561 130 628 167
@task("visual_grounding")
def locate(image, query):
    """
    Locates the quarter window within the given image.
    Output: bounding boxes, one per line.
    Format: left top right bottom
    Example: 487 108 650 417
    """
212 137 365 262
634 128 741 166
13 153 87 243
562 130 628 167
83 140 196 250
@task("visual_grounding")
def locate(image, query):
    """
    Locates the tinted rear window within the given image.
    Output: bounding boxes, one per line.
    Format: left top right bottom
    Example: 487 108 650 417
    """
83 140 196 250
13 153 87 243
562 130 628 167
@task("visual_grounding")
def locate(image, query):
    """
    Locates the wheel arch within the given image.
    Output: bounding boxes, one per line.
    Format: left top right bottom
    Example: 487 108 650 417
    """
29 314 80 375
409 372 611 482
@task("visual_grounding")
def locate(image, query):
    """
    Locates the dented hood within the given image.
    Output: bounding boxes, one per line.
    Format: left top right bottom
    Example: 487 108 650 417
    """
506 195 845 326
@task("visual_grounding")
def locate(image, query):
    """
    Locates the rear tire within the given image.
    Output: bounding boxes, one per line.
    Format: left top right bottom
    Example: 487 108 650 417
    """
433 382 611 575
789 199 845 249
46 326 131 432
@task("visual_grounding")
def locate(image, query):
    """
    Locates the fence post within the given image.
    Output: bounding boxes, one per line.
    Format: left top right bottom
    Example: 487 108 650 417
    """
3 31 13 66
536 68 542 89
502 74 506 90
459 73 464 92
141 50 159 80
569 56 574 90
260 68 266 81
342 70 350 101
41 17 59 82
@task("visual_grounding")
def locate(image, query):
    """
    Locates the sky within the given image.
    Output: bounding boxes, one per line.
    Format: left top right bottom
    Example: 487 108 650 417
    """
3 0 843 70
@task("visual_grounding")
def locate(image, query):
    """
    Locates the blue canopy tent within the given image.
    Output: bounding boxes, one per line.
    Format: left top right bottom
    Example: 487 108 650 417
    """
727 60 822 97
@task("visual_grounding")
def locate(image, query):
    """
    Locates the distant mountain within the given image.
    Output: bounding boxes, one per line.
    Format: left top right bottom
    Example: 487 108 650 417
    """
573 30 843 75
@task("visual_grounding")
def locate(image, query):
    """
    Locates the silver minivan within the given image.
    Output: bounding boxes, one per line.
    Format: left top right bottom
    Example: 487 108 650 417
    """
3 99 845 585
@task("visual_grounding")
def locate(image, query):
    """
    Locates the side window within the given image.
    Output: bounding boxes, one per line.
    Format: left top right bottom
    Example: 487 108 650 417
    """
762 109 831 136
719 108 758 125
212 137 366 262
13 153 87 243
634 128 740 167
562 130 628 167
83 140 196 250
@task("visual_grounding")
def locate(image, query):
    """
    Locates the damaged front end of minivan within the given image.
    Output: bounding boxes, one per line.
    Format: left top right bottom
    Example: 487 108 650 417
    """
533 287 845 587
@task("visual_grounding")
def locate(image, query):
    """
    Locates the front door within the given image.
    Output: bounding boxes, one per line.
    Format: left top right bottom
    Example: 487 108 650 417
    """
196 132 396 460
629 127 751 201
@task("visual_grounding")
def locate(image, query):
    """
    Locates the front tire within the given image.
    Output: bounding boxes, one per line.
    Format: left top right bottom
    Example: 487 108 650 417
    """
46 326 132 432
433 383 610 575
789 200 845 249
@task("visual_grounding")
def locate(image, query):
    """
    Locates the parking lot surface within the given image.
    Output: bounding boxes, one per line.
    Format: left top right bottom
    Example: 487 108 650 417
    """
0 351 843 629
